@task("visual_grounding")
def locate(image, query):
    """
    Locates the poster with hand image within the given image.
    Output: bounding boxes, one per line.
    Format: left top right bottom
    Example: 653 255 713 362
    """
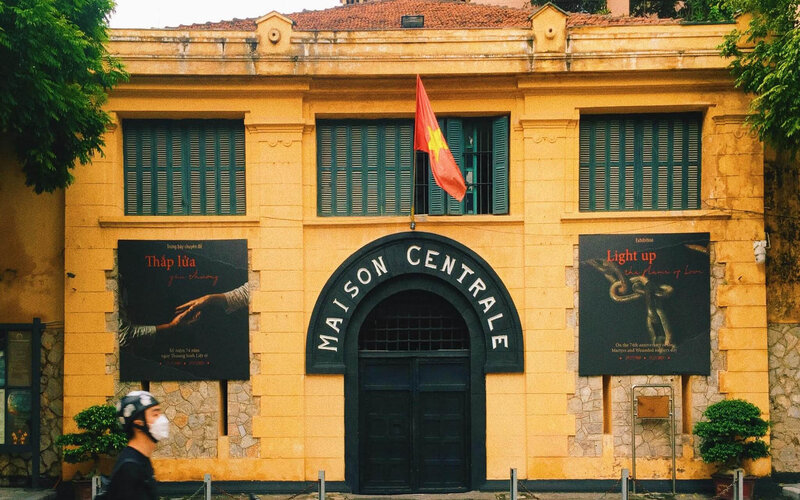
118 239 249 381
578 233 710 376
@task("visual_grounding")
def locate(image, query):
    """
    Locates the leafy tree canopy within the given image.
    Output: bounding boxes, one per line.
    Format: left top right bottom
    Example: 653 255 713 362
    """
721 0 800 153
0 0 126 193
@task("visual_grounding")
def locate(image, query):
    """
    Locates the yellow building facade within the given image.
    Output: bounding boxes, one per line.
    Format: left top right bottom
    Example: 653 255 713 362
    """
54 1 770 492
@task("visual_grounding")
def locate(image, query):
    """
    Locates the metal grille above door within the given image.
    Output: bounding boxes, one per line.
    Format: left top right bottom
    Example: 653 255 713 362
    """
359 290 469 351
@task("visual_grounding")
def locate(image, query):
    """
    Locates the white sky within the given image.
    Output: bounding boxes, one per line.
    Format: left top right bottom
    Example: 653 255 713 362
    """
108 0 340 29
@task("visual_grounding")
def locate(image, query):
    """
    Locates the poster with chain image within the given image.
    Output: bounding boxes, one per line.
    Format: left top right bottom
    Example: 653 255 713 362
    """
118 240 249 381
579 233 710 376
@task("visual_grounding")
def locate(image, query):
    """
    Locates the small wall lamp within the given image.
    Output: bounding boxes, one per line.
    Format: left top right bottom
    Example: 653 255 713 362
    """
753 234 770 264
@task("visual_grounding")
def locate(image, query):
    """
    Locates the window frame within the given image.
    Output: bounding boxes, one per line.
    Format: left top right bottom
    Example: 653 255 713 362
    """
579 112 702 212
316 116 509 217
123 119 246 216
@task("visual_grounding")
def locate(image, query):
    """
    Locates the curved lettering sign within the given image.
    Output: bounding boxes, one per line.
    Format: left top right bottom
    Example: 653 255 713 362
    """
306 232 523 373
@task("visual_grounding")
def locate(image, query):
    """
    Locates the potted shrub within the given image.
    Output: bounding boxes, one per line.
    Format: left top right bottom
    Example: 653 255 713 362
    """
56 404 128 500
693 399 770 500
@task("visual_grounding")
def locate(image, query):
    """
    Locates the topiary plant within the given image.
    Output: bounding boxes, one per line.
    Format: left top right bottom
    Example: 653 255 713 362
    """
56 404 128 477
693 399 770 473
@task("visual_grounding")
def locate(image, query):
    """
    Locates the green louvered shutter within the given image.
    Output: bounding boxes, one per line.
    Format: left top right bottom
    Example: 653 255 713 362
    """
427 118 447 215
124 120 245 215
579 114 701 211
349 124 364 215
445 119 465 215
363 124 380 215
397 123 414 216
383 122 414 215
492 116 509 214
317 120 414 216
317 124 334 216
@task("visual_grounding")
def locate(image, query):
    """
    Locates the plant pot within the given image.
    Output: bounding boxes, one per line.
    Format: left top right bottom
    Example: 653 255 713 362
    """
712 473 756 500
73 478 93 500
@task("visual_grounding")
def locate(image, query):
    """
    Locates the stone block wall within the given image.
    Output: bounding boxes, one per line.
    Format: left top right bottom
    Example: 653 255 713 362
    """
107 259 261 461
768 323 800 473
567 246 726 460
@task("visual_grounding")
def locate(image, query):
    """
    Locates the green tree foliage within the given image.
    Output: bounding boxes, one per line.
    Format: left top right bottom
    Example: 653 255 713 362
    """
693 399 770 471
721 0 800 152
680 0 735 22
0 0 126 193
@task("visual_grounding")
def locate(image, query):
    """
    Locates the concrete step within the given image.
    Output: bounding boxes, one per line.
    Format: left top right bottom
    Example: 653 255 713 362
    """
783 483 800 500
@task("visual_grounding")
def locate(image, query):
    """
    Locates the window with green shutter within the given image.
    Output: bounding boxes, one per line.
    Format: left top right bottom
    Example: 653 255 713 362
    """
579 113 701 211
123 119 245 215
318 117 509 216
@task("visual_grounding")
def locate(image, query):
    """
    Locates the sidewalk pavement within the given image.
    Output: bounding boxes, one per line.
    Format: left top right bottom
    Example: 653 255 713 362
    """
2 486 798 499
0 489 55 500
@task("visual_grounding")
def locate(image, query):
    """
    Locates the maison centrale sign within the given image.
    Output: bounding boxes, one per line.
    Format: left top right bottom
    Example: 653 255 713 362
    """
306 232 523 374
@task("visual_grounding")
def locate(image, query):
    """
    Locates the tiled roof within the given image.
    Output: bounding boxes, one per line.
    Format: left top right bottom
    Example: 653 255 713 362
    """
288 0 532 30
171 0 680 31
566 12 679 26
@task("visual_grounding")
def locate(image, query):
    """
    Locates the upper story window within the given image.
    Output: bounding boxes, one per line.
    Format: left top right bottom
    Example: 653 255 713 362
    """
579 113 701 211
317 116 508 216
123 119 245 215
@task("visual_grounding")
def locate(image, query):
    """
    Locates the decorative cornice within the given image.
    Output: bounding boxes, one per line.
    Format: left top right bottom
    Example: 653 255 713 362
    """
518 118 578 128
99 216 260 228
712 114 749 125
560 209 732 222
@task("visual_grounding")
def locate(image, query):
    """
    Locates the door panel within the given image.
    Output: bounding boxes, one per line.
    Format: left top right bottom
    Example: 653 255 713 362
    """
418 390 468 489
361 390 412 491
359 356 469 493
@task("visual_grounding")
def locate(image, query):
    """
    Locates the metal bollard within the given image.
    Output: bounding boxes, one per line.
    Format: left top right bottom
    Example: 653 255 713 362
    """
733 468 744 500
91 475 101 499
204 473 212 500
510 468 518 500
621 469 629 500
319 470 326 500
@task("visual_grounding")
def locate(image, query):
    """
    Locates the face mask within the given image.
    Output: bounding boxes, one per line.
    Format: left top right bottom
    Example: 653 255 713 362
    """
148 415 170 441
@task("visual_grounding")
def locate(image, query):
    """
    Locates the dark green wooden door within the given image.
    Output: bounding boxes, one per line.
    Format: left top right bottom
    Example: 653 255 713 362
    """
359 355 470 493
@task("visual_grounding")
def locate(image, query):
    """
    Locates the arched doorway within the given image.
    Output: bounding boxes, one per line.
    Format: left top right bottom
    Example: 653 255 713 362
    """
306 232 523 493
343 277 487 494
358 289 470 493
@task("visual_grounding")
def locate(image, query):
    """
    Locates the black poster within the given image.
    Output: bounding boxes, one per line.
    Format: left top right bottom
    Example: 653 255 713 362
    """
118 240 249 381
579 233 710 376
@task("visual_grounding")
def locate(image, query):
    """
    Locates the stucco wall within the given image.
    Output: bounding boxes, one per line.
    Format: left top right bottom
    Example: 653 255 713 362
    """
0 139 64 323
56 74 770 484
0 139 65 484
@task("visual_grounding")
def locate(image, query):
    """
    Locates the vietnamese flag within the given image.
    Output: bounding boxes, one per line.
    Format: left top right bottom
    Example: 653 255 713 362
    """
414 75 467 201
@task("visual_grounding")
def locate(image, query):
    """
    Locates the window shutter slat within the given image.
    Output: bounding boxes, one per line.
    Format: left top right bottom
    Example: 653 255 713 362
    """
318 125 334 216
491 116 509 215
352 126 365 215
445 119 465 215
427 118 446 215
398 123 413 214
334 126 348 215
366 125 380 215
579 122 590 211
385 125 398 214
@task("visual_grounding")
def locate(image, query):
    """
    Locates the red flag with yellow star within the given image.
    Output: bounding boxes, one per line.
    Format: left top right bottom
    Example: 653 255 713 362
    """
414 75 467 201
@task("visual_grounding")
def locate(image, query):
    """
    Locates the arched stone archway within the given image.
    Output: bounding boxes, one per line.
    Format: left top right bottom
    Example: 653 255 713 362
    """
306 231 523 374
